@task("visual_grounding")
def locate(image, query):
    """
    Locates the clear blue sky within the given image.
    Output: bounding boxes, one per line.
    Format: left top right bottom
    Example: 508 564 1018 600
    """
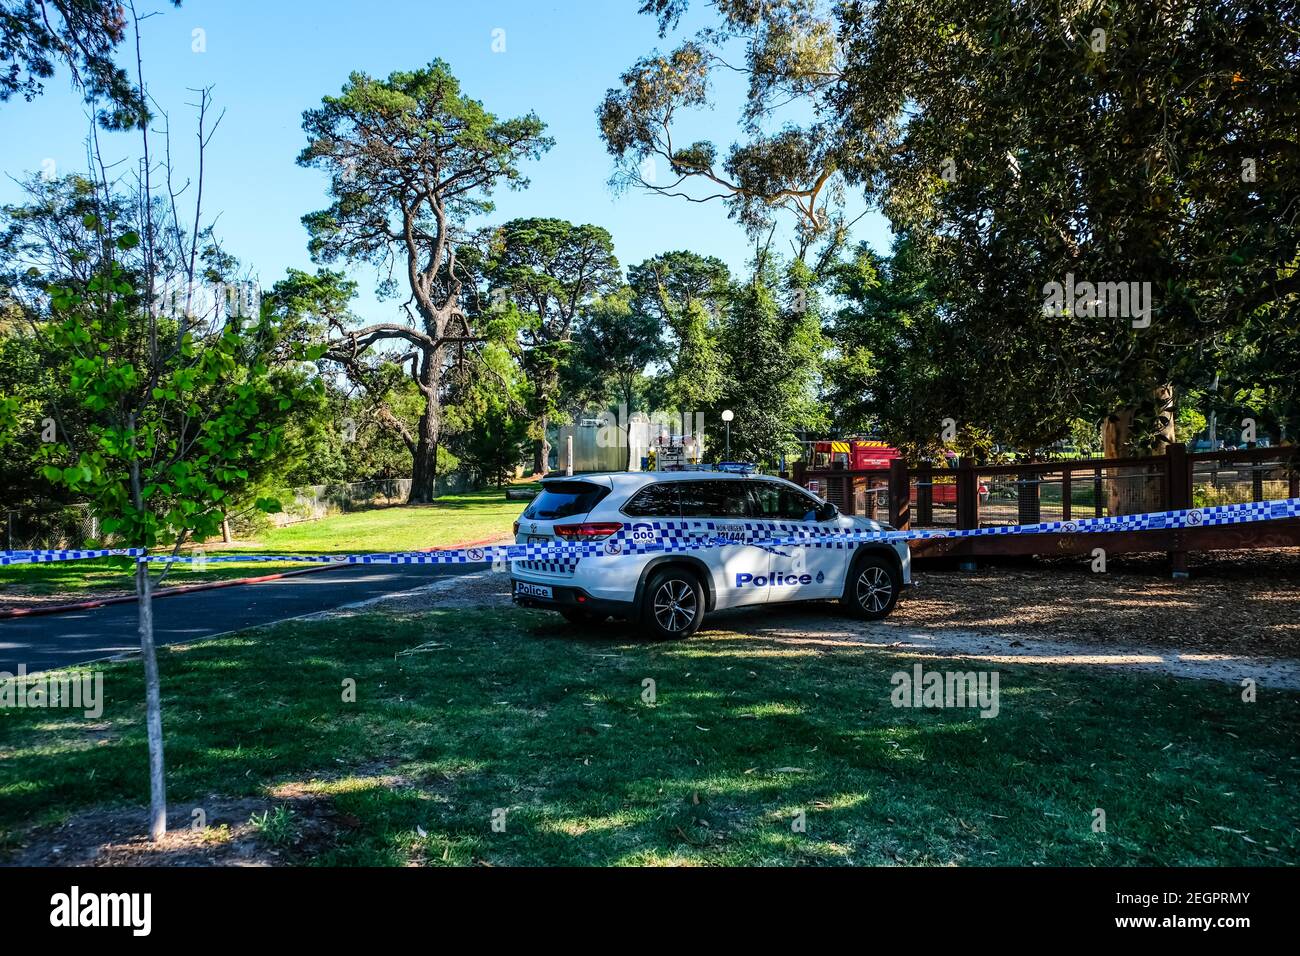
0 0 891 324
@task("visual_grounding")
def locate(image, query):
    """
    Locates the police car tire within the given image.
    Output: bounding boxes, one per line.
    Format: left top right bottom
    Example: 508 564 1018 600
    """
640 567 705 639
841 553 900 620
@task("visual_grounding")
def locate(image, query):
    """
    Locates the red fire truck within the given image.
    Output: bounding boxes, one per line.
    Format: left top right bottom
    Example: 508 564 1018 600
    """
808 439 899 471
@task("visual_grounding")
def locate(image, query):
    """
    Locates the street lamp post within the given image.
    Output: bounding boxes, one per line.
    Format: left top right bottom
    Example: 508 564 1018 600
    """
721 409 734 458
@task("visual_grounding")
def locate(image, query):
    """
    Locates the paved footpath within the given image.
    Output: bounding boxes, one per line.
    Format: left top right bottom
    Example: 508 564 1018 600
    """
0 563 477 674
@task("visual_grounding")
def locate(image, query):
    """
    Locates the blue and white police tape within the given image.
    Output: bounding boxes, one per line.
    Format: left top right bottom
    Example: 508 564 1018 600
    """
2 496 1298 567
0 547 146 565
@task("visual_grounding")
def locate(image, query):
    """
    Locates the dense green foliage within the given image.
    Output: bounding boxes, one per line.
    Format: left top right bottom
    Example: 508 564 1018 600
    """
567 287 666 470
628 251 730 414
0 176 323 540
603 0 1300 454
714 259 828 463
31 224 317 549
485 218 622 471
840 0 1300 451
6 1 1297 524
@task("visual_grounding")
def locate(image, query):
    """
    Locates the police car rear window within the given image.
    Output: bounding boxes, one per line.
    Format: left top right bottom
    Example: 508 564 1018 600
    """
523 481 610 520
678 480 752 518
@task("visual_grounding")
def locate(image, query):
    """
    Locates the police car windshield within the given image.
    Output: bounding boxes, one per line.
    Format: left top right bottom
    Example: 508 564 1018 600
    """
523 480 610 520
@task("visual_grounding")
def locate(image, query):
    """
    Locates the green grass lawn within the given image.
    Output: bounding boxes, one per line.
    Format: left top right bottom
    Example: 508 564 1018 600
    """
2 607 1294 866
248 488 532 553
0 488 532 601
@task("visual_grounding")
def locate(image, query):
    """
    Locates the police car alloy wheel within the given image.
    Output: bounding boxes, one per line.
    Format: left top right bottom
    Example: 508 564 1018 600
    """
842 554 900 620
642 568 704 639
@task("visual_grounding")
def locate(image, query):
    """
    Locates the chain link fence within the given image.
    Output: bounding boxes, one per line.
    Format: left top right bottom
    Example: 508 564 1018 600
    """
3 505 98 551
272 474 474 526
1191 456 1295 507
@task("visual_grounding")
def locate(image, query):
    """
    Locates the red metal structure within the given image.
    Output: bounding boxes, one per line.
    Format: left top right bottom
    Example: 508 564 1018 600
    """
793 444 1300 575
806 439 966 505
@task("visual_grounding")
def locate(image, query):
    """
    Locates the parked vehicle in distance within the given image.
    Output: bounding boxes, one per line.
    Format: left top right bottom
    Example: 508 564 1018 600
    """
511 471 911 639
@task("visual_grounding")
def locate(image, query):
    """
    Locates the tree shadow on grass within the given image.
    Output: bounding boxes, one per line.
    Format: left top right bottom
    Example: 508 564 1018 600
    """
1 608 1296 866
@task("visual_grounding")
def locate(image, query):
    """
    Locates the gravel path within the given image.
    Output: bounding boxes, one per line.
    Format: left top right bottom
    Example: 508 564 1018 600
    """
891 548 1300 659
740 608 1300 690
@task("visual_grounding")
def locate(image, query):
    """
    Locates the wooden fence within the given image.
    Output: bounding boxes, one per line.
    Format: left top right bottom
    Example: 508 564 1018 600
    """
793 445 1300 574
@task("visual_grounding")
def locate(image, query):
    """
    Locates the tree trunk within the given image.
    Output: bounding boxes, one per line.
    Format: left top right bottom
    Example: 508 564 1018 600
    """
1103 385 1176 515
534 413 550 477
622 389 637 472
220 516 232 543
409 413 439 503
1103 408 1127 516
135 560 167 841
407 352 443 504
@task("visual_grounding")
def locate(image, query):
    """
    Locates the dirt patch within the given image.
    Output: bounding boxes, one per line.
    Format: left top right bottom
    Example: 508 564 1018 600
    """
0 590 125 612
897 547 1300 659
3 760 464 867
5 793 342 867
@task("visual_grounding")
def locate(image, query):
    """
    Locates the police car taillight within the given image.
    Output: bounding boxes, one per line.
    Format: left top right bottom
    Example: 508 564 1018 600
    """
553 522 623 540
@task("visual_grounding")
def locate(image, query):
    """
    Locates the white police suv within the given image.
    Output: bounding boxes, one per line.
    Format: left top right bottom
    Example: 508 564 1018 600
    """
511 471 910 639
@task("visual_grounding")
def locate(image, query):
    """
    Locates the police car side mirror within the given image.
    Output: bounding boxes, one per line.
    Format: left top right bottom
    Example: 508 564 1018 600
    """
815 501 839 522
